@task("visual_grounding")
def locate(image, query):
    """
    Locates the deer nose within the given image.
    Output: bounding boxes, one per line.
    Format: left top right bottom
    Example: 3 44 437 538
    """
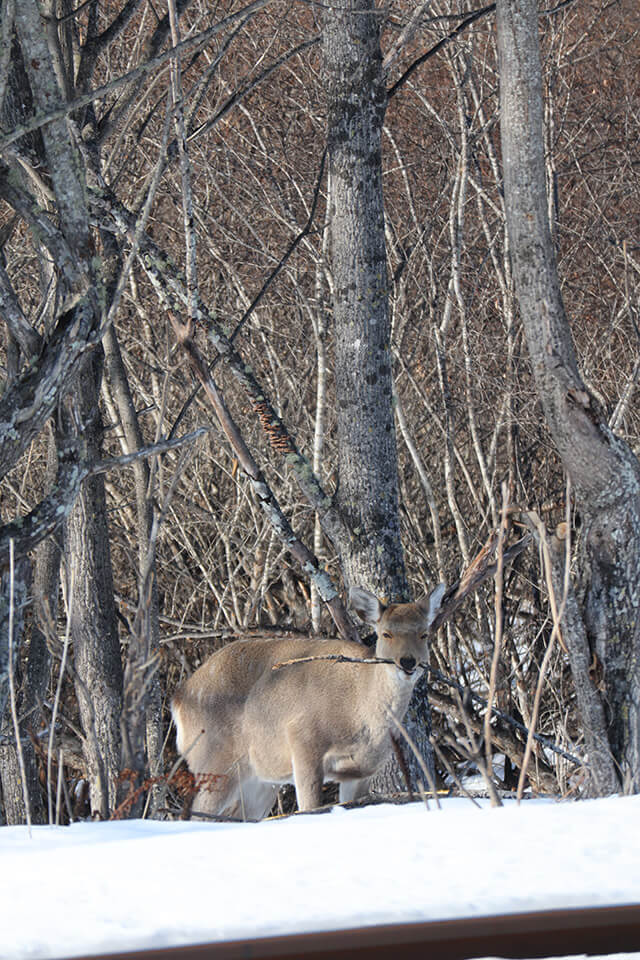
399 655 417 675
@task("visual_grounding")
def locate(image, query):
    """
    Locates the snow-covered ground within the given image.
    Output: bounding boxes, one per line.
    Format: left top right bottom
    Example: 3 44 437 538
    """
2 794 640 960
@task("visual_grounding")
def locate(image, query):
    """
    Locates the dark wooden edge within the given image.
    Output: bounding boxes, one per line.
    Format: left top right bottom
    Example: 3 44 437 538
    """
53 903 640 960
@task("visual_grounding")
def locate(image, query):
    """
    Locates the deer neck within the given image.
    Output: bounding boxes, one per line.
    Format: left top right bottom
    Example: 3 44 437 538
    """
372 649 420 721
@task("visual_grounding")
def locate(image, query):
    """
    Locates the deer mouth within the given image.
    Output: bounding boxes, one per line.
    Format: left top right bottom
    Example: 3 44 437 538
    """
397 658 419 677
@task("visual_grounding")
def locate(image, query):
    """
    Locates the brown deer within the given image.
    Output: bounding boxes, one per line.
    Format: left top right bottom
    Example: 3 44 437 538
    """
171 583 445 819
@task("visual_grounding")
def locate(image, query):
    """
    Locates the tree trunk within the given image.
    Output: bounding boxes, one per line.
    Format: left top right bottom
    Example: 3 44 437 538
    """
496 0 640 790
324 0 406 600
546 527 619 795
103 262 162 815
323 0 435 792
64 359 123 818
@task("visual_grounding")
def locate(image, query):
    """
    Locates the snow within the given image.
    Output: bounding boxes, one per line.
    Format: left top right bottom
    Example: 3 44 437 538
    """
1 794 640 960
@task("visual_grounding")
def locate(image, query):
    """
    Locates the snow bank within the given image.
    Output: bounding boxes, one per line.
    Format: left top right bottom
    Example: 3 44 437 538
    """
1 795 640 959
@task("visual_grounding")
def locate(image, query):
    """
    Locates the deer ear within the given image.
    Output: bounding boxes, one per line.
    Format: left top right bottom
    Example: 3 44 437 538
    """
417 583 446 627
349 586 384 625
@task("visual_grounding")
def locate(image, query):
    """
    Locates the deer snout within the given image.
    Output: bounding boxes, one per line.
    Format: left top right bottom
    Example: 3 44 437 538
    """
399 655 417 675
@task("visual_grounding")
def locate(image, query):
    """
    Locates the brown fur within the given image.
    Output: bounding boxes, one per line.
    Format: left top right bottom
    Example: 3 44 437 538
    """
172 585 444 819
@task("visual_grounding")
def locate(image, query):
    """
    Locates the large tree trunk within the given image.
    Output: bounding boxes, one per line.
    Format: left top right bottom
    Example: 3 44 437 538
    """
13 1 125 818
324 0 406 600
496 0 639 791
323 0 435 792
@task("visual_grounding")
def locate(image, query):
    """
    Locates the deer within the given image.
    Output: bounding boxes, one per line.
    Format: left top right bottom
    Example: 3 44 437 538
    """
171 583 446 820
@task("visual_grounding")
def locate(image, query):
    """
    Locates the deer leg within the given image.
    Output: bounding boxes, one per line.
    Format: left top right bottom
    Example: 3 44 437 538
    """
339 777 370 805
191 773 230 818
238 778 279 820
292 759 324 811
287 723 324 811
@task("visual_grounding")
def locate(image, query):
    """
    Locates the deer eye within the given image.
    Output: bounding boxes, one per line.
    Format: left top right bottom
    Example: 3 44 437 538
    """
420 633 429 640
382 632 392 640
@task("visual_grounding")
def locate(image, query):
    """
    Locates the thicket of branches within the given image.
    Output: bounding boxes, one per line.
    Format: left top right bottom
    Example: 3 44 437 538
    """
0 0 638 823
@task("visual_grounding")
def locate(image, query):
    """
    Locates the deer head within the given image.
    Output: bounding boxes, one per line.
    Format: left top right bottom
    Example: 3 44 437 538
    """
349 583 446 676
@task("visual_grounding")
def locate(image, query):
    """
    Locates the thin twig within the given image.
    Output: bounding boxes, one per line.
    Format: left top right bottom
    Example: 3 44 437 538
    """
452 678 502 808
388 3 496 99
0 0 274 152
168 0 198 324
101 89 175 332
430 736 481 808
98 188 350 552
7 539 32 834
483 484 508 804
90 427 209 476
272 652 585 768
48 569 75 825
517 487 572 802
227 148 327 346
431 532 531 632
55 748 64 826
169 312 359 644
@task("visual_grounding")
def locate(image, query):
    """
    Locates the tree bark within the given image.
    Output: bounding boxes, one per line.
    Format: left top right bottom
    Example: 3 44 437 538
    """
323 0 435 792
545 527 619 795
64 360 123 818
324 0 406 600
496 0 640 790
14 0 91 271
103 256 162 814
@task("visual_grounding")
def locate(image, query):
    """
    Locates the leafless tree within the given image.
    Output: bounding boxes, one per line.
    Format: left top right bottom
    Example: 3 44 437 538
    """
1 0 638 823
496 0 637 792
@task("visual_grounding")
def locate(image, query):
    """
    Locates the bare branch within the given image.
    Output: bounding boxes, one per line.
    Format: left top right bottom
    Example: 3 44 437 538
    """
0 303 96 482
431 530 532 632
0 435 85 567
0 0 273 153
90 427 210 476
92 189 350 552
388 4 496 101
169 313 359 645
0 163 85 292
0 257 42 359
227 147 327 345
